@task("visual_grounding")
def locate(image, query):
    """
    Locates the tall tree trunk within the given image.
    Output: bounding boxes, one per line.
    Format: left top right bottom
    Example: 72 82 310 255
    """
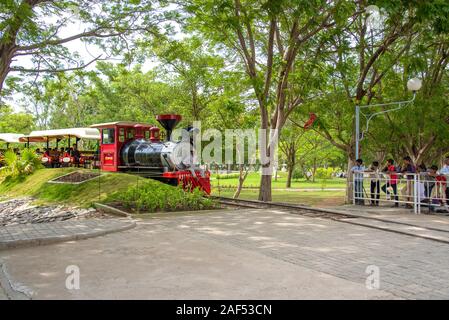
286 165 293 188
259 173 272 201
0 44 14 97
286 151 295 188
312 158 317 182
233 164 249 199
346 153 355 204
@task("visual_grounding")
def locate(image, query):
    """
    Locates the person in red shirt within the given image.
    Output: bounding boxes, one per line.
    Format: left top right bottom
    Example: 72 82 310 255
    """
435 167 447 205
381 159 399 207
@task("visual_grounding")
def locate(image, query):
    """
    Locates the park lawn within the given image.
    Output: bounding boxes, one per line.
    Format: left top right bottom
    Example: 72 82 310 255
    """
212 171 346 189
214 188 346 207
0 168 346 209
0 168 140 207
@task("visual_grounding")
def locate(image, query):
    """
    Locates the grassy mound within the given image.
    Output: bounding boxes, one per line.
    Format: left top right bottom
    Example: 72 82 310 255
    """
0 168 138 206
110 179 216 213
0 168 216 212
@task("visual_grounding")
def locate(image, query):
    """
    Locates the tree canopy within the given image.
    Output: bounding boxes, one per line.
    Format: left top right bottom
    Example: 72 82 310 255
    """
0 0 448 201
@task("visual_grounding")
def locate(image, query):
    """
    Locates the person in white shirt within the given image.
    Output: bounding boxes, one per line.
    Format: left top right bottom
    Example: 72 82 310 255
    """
351 159 366 205
440 157 449 174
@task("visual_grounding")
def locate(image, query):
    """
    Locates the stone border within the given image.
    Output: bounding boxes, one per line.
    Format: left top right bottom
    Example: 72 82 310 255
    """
93 203 131 217
0 219 136 251
0 263 31 300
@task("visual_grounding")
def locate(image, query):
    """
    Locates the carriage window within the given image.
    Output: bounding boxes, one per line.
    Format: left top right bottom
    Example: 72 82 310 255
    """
102 128 115 144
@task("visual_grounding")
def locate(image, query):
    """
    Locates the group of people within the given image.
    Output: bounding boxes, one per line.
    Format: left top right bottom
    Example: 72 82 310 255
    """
351 156 449 210
37 144 81 168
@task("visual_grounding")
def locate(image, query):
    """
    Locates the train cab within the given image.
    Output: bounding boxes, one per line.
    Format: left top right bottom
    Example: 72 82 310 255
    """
89 122 159 172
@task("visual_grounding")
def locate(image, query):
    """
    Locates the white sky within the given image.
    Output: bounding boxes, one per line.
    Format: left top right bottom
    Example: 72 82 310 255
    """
8 8 165 113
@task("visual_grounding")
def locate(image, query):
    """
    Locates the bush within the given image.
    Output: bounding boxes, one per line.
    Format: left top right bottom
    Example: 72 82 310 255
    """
0 149 42 179
315 167 336 180
114 180 217 213
214 173 240 180
292 169 304 180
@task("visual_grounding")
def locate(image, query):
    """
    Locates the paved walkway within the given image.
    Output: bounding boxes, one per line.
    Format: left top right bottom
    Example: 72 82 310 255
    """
0 218 136 250
1 208 449 299
330 204 449 231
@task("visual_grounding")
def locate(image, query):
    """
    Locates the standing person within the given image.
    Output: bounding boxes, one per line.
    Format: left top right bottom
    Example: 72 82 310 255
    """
421 165 439 212
71 144 81 167
439 157 449 205
416 164 428 201
351 159 366 205
381 159 399 207
401 156 416 209
422 165 435 198
368 161 380 206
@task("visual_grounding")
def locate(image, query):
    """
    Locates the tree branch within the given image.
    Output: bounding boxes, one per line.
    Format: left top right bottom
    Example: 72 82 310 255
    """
10 55 102 73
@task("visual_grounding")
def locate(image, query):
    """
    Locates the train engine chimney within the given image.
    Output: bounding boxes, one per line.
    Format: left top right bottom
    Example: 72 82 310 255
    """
156 114 182 141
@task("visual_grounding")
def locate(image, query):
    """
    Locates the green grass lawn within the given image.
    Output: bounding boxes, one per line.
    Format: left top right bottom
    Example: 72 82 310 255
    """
214 188 345 207
212 171 346 190
0 168 346 209
0 168 140 207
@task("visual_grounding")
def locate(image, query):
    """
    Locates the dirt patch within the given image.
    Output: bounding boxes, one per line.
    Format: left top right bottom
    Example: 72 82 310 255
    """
51 171 100 184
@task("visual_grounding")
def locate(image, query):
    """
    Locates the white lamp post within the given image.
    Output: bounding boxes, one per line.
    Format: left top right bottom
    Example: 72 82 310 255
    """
407 77 422 92
355 78 422 159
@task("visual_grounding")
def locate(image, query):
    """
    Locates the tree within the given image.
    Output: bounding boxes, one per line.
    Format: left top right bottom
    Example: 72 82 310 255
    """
296 0 449 202
0 105 34 133
279 123 303 188
185 0 354 201
151 36 225 121
207 93 258 198
280 120 344 186
86 63 176 125
0 0 171 98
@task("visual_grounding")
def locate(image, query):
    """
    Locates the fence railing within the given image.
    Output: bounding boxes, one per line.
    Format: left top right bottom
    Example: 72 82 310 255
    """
350 172 448 214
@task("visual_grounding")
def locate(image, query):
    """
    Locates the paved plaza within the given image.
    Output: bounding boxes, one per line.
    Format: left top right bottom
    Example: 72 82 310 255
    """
1 207 449 299
0 218 136 250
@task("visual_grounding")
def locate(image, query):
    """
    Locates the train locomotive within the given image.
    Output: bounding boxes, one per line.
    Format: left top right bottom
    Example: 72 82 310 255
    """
91 114 211 194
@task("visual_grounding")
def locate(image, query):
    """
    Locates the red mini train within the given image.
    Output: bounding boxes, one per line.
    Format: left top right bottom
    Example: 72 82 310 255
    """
91 114 211 194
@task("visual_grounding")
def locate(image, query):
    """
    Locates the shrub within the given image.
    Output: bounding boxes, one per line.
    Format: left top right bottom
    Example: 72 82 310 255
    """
292 169 304 180
114 179 217 213
214 173 240 180
0 149 42 179
315 167 335 180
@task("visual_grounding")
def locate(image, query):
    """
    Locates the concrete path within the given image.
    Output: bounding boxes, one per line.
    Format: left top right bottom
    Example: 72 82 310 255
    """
3 207 449 299
330 205 449 231
0 213 392 300
0 218 136 250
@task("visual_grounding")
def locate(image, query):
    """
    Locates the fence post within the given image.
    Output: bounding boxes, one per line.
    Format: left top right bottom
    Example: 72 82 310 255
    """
417 174 421 214
352 176 356 205
413 174 421 214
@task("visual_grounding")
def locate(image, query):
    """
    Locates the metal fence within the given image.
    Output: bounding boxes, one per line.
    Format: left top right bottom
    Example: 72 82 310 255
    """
350 172 448 214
